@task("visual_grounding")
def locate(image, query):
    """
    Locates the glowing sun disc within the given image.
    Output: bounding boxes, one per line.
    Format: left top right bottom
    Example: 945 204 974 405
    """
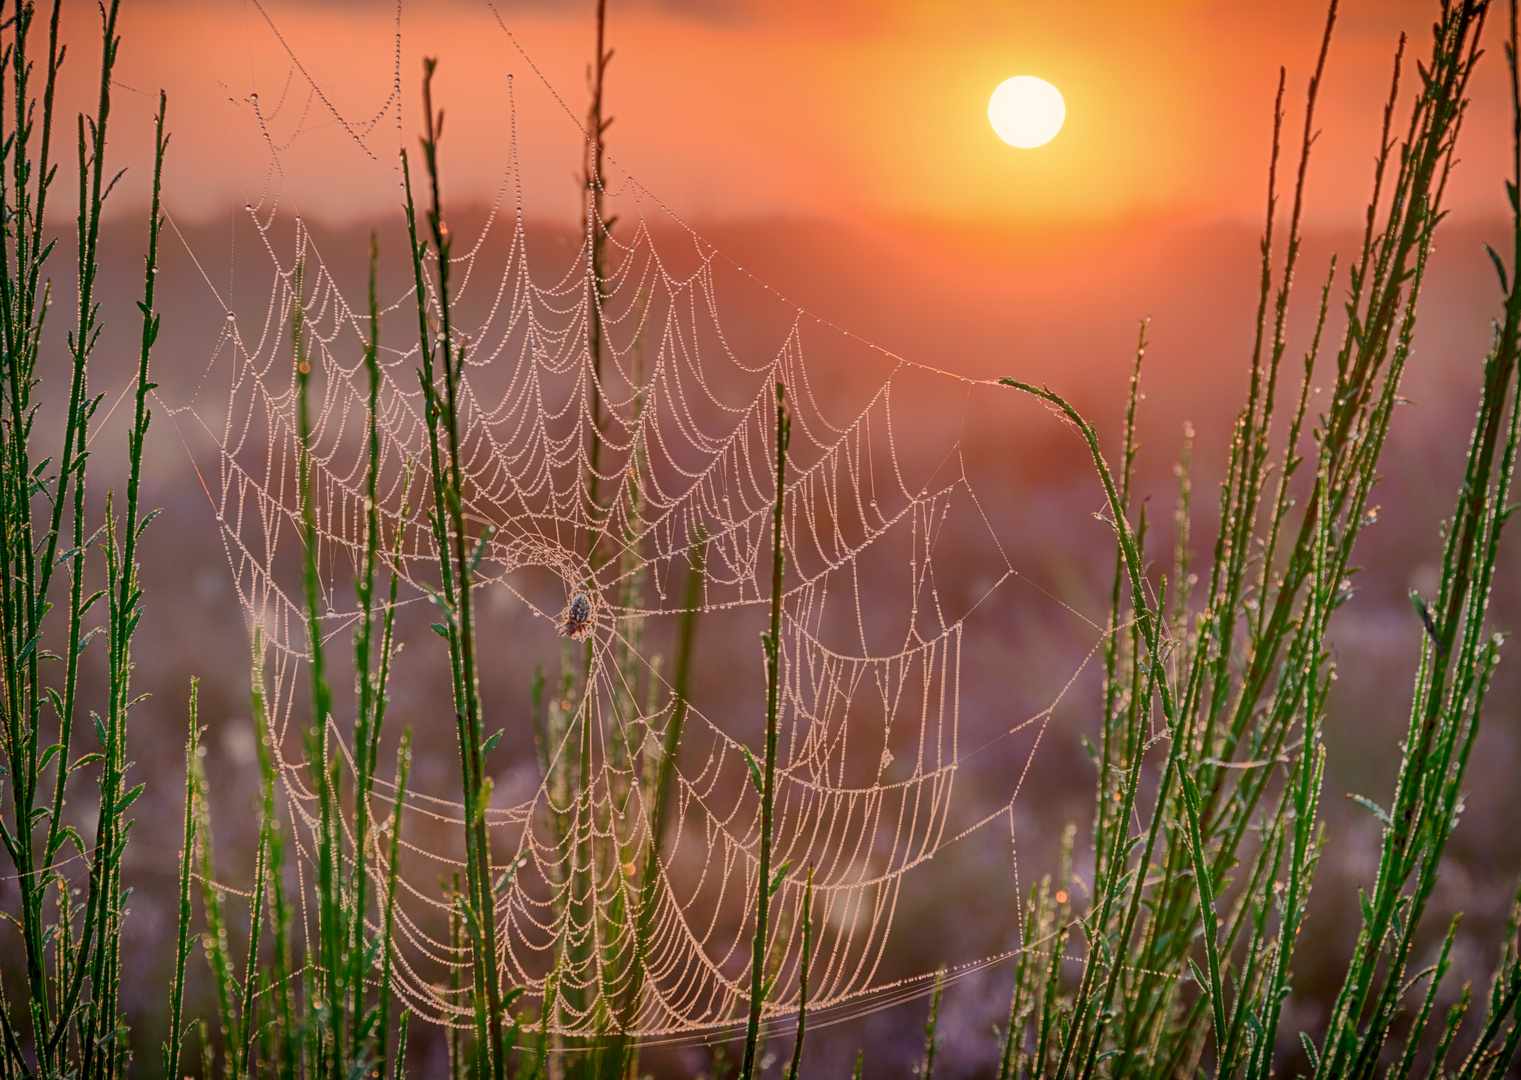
988 76 1065 148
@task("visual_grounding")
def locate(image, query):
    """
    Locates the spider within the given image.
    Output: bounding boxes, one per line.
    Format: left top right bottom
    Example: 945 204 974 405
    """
560 593 592 640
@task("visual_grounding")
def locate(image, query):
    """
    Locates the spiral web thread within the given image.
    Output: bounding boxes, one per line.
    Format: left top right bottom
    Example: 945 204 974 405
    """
168 1 1110 1040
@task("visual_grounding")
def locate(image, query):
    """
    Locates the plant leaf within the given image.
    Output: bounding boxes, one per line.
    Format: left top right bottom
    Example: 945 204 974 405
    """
1486 243 1510 294
1349 793 1393 830
1300 1033 1320 1072
742 745 764 795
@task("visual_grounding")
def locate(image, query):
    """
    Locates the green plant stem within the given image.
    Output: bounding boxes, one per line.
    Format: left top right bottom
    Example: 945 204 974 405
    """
194 693 244 1080
922 967 945 1080
249 635 299 1080
294 253 347 1078
1178 773 1228 1061
378 729 413 1080
164 690 200 1080
395 1010 411 1080
650 530 703 865
741 383 790 1080
30 3 122 1067
786 866 813 1080
583 0 612 525
0 8 65 1060
350 230 385 1068
406 59 509 1080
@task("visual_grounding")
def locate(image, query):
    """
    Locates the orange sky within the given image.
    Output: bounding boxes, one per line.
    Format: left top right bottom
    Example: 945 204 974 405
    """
57 0 1513 228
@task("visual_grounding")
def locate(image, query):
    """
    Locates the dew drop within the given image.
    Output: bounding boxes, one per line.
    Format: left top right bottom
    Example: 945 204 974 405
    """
225 311 235 322
869 500 877 508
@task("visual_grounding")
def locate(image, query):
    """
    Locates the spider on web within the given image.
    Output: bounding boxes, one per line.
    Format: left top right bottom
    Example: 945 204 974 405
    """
560 593 593 639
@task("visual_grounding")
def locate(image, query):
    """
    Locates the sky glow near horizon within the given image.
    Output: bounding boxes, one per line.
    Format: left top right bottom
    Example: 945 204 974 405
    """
41 0 1517 230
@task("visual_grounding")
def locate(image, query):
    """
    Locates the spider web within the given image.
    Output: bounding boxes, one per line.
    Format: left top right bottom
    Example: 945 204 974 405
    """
165 1 1107 1040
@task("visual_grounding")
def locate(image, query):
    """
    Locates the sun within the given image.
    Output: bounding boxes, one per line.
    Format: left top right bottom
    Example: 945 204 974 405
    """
988 76 1065 149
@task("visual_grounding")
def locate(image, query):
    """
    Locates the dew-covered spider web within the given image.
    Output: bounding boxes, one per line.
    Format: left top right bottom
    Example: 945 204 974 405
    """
164 1 1113 1041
